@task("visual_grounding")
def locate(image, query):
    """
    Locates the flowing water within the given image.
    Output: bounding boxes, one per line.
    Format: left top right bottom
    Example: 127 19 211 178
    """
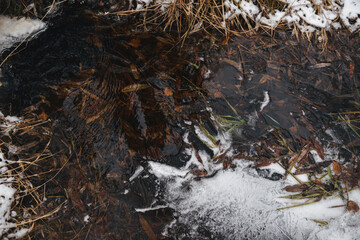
1 3 360 239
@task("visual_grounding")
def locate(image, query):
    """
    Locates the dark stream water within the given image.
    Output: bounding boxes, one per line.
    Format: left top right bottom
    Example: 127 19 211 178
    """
1 4 360 239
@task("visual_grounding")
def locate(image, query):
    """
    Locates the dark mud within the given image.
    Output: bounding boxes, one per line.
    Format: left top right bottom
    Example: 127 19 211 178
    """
1 3 360 239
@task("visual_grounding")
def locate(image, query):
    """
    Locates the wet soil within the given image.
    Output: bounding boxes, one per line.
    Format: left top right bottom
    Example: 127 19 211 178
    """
0 3 360 239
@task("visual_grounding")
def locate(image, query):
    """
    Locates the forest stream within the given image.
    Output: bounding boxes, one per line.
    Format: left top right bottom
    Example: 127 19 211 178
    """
0 3 360 239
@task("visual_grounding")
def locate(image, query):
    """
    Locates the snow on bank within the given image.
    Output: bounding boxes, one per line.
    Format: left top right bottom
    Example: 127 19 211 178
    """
148 123 360 239
151 158 360 239
0 152 17 237
0 113 29 239
134 0 360 33
0 15 46 53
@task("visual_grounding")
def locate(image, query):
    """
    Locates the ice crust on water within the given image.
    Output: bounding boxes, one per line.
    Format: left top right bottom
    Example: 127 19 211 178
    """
259 91 270 112
149 122 360 239
152 158 360 239
0 15 46 53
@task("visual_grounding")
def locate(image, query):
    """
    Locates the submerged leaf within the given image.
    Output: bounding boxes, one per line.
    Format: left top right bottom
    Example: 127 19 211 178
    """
346 200 359 213
139 214 157 240
284 184 308 192
313 139 324 160
129 38 141 48
164 87 173 96
349 61 354 80
332 161 342 175
121 84 150 93
311 219 328 226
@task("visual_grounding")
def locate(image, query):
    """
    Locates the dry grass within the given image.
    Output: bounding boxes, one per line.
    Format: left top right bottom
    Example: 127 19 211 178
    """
112 0 349 45
0 113 68 238
114 0 249 42
0 0 60 17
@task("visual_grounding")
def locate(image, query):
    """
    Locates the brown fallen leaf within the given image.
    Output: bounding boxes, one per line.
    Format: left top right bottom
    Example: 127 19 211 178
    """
313 139 324 160
294 161 332 175
223 160 229 169
313 179 325 185
130 64 141 79
214 90 222 98
285 144 310 178
164 87 173 96
284 184 308 192
86 104 109 124
192 146 204 165
332 161 342 175
138 214 157 240
128 149 136 158
121 84 150 93
253 161 272 168
222 58 241 71
78 68 96 75
38 112 48 121
213 150 229 163
191 169 207 176
349 61 354 80
259 74 277 84
174 106 182 113
309 63 331 69
129 38 141 48
346 200 359 213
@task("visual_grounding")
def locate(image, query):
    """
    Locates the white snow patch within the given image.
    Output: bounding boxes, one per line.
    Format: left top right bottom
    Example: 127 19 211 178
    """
247 110 259 127
0 112 22 136
148 161 188 178
341 0 360 32
259 91 270 112
0 15 46 53
0 184 17 237
325 128 341 144
6 228 30 239
148 123 360 239
311 149 324 163
83 215 90 223
258 162 286 175
129 165 144 181
203 69 212 79
152 159 360 239
308 212 360 240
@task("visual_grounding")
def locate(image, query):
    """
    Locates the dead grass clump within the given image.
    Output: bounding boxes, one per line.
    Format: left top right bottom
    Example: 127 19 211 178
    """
113 0 357 44
0 112 68 239
0 0 58 17
115 0 254 41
